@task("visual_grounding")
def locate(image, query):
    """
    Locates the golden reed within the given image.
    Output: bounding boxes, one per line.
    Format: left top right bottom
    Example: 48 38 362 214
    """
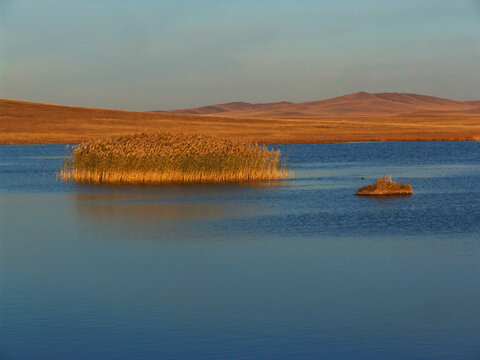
60 133 291 184
355 175 413 196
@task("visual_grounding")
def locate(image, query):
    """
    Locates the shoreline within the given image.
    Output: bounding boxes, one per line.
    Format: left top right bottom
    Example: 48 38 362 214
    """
1 138 479 146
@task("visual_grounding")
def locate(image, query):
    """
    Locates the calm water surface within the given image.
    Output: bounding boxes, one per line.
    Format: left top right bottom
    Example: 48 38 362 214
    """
1 142 480 359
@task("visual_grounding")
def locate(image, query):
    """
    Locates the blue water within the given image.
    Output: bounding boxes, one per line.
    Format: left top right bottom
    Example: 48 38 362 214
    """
1 142 480 359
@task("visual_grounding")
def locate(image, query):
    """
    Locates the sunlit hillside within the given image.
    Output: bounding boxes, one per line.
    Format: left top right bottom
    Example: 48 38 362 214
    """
1 95 479 144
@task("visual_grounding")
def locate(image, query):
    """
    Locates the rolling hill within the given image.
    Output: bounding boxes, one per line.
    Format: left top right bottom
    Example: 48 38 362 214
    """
1 92 480 144
163 92 480 117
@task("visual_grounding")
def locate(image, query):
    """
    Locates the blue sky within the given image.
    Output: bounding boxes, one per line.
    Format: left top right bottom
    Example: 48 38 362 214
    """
1 0 479 110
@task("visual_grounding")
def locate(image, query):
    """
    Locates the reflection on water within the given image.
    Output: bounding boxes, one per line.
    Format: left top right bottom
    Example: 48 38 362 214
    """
69 183 287 243
2 142 480 360
72 183 276 223
75 191 230 222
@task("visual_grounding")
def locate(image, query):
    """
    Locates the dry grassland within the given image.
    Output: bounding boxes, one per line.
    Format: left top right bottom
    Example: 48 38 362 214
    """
1 99 480 144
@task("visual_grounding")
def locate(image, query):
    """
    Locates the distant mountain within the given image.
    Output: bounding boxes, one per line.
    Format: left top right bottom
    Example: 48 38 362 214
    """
160 92 480 117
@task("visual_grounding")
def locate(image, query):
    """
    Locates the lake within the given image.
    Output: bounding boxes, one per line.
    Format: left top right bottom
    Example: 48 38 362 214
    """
1 141 480 359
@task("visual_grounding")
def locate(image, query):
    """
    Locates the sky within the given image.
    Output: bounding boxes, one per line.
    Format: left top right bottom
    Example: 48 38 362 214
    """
1 0 479 110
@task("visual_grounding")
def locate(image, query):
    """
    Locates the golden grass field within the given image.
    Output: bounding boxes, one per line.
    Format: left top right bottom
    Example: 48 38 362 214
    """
60 133 289 184
1 95 480 145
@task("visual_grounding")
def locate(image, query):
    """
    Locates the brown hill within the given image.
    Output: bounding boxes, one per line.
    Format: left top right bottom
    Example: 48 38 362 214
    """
160 101 294 115
1 96 480 144
163 92 480 117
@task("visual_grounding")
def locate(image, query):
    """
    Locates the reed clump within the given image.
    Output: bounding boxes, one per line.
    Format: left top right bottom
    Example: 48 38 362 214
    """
60 132 290 184
355 175 413 196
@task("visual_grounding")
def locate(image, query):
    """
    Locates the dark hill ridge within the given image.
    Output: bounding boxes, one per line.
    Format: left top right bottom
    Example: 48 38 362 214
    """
161 92 480 117
164 101 294 115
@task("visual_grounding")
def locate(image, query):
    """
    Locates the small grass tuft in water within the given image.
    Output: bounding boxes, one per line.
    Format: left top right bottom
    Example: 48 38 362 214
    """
60 132 291 184
355 175 413 196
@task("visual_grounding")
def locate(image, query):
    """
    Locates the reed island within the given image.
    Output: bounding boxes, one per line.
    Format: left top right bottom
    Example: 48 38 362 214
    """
355 175 413 196
60 132 290 184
